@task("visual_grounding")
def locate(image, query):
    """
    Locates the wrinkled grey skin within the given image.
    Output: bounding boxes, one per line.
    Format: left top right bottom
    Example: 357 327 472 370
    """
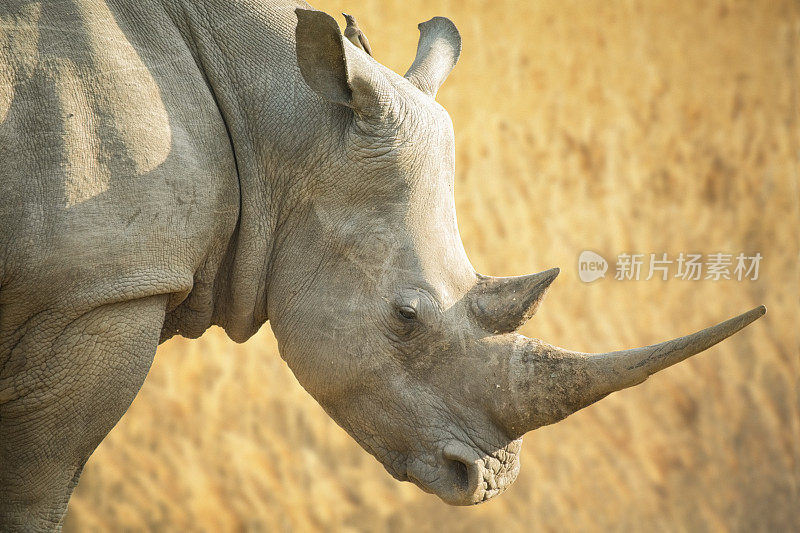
0 0 764 529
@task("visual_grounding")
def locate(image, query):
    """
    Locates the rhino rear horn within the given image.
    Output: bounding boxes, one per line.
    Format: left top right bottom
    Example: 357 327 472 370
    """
404 17 461 98
470 268 560 334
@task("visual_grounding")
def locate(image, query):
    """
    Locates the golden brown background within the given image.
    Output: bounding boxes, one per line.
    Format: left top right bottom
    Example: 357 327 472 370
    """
65 0 799 530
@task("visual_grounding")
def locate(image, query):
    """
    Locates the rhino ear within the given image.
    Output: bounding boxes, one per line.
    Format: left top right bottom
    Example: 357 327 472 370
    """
295 8 384 117
404 17 461 98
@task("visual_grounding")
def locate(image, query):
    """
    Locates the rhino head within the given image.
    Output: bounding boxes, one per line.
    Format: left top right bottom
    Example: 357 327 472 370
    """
265 9 765 505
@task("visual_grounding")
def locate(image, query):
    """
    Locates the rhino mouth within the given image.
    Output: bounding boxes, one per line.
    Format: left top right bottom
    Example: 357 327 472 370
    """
404 439 522 505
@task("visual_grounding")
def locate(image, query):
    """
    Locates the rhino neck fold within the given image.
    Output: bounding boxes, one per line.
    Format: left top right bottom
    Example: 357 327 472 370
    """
171 0 341 342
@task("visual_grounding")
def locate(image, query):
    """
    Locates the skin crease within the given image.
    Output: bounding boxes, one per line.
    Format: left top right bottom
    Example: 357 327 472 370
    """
0 0 764 529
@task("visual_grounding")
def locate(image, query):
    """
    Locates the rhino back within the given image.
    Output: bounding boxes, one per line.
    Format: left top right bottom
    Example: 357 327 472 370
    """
0 0 239 322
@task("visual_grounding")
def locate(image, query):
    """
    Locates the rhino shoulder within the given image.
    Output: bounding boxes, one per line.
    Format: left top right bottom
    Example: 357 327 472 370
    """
0 0 239 316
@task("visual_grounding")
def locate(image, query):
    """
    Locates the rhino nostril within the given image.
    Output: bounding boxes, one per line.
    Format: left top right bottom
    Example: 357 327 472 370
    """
445 457 470 492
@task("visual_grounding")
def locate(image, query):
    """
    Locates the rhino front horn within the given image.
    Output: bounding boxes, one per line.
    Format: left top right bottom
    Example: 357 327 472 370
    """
494 306 766 438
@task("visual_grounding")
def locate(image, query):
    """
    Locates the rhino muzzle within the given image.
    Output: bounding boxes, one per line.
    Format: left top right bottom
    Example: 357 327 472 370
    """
400 272 764 506
405 439 522 505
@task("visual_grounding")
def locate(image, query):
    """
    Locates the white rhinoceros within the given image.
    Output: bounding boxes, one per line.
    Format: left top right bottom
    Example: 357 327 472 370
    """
0 0 764 529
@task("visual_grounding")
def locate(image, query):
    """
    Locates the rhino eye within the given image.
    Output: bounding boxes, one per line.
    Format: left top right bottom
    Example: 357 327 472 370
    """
397 306 417 321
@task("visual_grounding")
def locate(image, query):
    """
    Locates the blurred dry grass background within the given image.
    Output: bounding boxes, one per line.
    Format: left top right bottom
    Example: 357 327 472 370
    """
65 0 799 530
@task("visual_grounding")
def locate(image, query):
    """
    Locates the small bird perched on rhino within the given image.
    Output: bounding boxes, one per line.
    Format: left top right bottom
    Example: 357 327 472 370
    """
343 13 372 55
